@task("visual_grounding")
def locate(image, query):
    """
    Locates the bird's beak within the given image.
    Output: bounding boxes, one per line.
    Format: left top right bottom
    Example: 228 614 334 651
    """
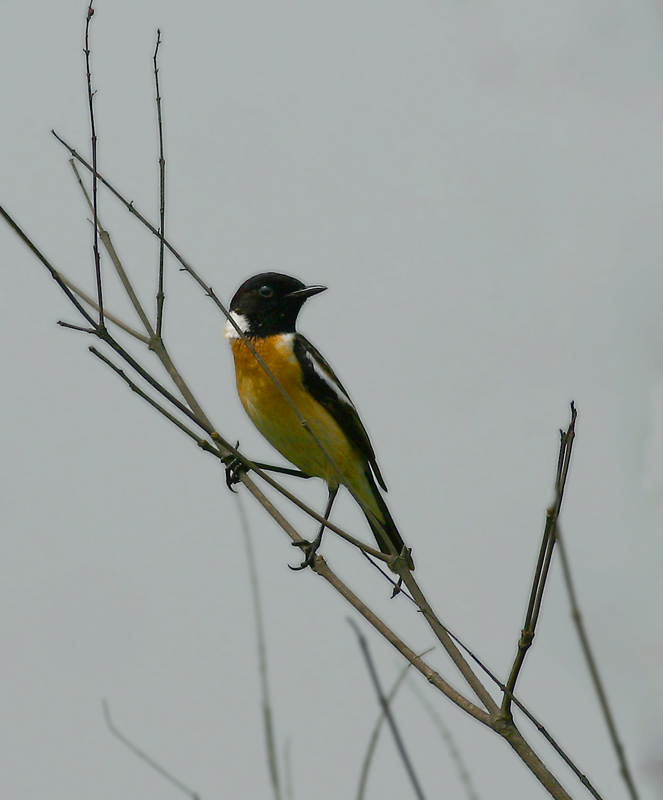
287 285 327 300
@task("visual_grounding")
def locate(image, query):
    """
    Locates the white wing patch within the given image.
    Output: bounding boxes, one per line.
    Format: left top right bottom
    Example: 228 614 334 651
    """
305 350 354 408
224 312 249 339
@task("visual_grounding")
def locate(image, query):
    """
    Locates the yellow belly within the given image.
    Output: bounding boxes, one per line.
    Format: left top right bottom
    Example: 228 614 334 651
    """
230 336 376 512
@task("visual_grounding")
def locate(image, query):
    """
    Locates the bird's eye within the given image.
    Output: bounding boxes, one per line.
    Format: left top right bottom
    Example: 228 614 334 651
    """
258 286 273 298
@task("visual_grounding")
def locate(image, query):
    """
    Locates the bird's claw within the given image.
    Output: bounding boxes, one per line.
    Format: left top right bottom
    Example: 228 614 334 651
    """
224 442 245 492
289 536 322 571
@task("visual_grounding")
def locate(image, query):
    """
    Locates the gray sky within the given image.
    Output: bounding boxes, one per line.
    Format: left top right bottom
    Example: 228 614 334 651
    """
2 1 663 797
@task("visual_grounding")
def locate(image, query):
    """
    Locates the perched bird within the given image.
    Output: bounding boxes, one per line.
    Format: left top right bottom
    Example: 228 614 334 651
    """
224 272 413 570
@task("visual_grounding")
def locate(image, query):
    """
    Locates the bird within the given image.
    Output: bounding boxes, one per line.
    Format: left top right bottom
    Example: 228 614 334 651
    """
224 272 413 570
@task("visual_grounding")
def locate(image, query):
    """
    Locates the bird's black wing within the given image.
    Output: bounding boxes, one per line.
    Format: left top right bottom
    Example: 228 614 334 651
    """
293 334 388 491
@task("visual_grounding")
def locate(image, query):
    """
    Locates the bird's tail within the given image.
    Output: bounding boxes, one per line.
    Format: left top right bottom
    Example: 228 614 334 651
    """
362 469 414 570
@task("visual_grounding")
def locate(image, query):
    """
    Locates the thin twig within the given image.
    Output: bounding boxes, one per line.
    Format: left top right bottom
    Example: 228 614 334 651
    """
360 550 416 604
72 152 214 432
5 196 191 452
408 680 480 800
357 513 606 798
71 166 207 431
89 347 204 439
237 494 282 800
356 649 433 800
237 485 490 724
1 205 97 327
153 29 166 339
557 530 640 800
15 217 216 453
69 159 155 336
349 620 426 800
502 403 577 715
102 700 200 799
84 1 103 326
398 569 500 716
58 321 96 333
442 626 604 800
60 268 149 341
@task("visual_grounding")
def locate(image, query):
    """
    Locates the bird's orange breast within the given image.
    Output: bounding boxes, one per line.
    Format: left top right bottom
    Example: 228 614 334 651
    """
229 335 366 493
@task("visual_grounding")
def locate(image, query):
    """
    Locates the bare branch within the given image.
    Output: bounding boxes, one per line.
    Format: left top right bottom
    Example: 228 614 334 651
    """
557 530 640 800
356 649 433 800
390 563 595 798
408 680 480 800
60 267 149 341
237 494 282 800
68 143 217 429
349 620 426 800
89 347 207 441
441 624 605 800
502 403 577 714
398 568 500 716
84 0 103 326
1 204 96 327
69 159 155 336
71 156 219 436
102 700 200 799
153 29 167 339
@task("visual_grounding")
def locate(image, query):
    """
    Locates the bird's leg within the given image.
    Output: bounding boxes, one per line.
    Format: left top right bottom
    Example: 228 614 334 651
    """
290 485 339 570
253 463 312 479
224 444 311 492
223 443 245 492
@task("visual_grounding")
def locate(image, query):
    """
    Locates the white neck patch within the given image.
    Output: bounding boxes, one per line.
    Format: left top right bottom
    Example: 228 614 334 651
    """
224 311 250 340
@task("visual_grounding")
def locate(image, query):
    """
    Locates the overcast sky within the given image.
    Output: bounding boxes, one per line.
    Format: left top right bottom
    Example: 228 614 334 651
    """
2 1 663 798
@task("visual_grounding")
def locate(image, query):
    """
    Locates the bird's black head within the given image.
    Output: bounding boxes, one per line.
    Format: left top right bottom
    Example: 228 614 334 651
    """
226 272 327 338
